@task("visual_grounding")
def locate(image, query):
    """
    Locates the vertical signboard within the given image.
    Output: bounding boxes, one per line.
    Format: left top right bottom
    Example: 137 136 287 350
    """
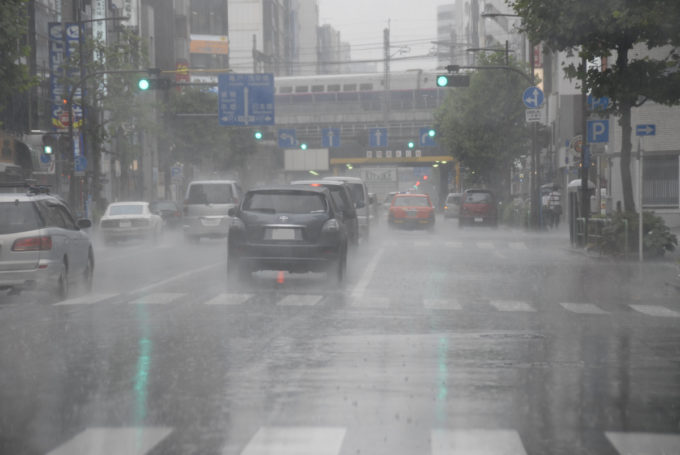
93 0 107 95
48 23 83 131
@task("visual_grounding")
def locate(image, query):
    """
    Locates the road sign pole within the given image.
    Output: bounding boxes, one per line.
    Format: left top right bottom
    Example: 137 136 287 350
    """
580 56 589 247
638 138 643 262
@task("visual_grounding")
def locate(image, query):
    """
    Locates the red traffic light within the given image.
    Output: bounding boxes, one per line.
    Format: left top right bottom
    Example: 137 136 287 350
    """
423 175 429 181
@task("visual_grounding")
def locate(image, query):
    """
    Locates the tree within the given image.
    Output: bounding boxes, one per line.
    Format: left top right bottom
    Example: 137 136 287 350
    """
434 53 531 198
510 0 680 213
0 0 33 128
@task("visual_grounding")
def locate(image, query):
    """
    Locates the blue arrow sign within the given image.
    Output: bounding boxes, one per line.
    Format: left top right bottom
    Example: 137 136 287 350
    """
369 128 388 147
278 129 297 148
322 128 341 148
635 124 656 136
218 73 275 126
587 120 609 143
522 86 544 109
419 128 436 147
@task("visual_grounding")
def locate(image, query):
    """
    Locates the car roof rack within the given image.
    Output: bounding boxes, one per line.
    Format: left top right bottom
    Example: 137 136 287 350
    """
0 180 51 194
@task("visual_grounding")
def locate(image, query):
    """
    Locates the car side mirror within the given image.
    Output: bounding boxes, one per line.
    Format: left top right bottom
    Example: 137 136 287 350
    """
227 207 236 217
77 219 92 229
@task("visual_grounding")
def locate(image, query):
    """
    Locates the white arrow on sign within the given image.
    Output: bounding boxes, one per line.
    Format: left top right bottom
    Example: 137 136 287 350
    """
373 129 383 144
524 88 540 108
280 133 294 145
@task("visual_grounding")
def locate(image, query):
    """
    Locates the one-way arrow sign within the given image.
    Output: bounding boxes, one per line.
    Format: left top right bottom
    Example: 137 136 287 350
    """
635 124 656 136
522 86 544 109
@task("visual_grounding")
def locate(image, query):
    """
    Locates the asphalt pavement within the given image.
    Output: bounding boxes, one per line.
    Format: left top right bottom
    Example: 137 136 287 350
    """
1 217 679 455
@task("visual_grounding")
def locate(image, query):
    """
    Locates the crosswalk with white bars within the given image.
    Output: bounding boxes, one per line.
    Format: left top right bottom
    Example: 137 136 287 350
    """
44 426 680 455
384 240 529 250
50 291 680 319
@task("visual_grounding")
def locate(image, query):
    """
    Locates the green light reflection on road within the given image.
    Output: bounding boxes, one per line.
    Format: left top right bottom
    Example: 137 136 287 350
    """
436 336 449 424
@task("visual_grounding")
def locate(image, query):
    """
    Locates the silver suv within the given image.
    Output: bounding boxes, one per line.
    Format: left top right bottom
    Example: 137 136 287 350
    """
0 185 94 300
182 180 242 242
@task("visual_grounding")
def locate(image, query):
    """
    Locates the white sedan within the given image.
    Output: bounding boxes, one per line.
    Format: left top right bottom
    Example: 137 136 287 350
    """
99 202 163 245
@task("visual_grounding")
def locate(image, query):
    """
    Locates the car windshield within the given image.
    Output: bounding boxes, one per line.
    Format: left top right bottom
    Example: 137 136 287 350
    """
109 205 144 215
188 183 233 204
393 196 430 207
151 201 177 211
465 192 492 203
0 201 42 234
243 191 326 214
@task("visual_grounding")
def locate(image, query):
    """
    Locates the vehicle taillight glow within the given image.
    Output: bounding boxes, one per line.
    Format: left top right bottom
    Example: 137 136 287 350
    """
12 236 52 251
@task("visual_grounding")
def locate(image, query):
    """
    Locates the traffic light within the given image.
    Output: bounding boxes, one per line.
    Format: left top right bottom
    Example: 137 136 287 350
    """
428 128 436 138
42 133 58 155
300 143 308 150
137 77 171 91
253 131 263 140
407 141 415 149
435 74 470 87
423 175 429 181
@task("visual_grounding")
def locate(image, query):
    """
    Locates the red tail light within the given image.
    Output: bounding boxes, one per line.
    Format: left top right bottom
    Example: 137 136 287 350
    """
13 236 52 251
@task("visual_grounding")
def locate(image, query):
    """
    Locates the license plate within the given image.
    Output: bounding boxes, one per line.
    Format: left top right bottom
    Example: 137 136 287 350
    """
201 218 221 227
271 228 295 240
119 221 131 228
474 217 483 223
406 210 418 217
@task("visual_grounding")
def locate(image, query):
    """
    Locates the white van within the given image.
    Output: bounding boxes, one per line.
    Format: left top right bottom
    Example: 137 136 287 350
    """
323 176 371 239
182 180 242 242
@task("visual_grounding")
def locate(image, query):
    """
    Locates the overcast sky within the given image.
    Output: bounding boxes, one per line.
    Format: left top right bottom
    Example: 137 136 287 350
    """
318 0 445 71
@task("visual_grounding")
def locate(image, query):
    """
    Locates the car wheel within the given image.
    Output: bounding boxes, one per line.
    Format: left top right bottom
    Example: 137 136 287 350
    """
56 259 69 301
82 253 94 293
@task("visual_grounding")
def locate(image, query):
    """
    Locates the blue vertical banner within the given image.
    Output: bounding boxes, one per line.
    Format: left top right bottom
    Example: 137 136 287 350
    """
48 23 83 130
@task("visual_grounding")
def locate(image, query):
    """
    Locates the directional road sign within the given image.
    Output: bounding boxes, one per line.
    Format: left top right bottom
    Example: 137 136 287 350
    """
369 128 388 147
587 119 609 143
523 86 544 109
218 73 275 126
587 95 610 111
322 128 341 148
40 153 53 164
74 155 87 173
278 129 297 148
636 124 656 136
419 128 436 146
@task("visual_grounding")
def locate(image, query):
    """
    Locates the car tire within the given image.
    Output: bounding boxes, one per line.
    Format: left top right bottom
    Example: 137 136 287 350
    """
56 259 69 301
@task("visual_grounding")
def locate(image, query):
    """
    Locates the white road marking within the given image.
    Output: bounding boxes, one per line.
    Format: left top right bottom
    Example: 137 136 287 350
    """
238 426 346 455
46 427 172 455
424 298 463 310
509 242 528 250
476 241 494 249
630 305 680 318
605 431 680 455
489 300 536 312
445 241 463 248
560 302 608 315
351 247 384 299
414 240 431 247
131 261 226 295
431 429 528 455
203 293 253 305
277 294 323 306
129 293 183 304
351 296 391 308
54 293 118 306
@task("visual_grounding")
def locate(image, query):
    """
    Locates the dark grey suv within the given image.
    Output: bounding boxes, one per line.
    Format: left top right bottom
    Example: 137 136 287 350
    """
227 186 348 285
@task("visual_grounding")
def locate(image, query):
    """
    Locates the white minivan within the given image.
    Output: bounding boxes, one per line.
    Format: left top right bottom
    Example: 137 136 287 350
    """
323 176 371 239
182 180 242 242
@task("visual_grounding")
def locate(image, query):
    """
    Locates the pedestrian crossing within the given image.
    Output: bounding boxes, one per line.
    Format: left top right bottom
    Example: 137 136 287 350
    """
42 426 680 455
385 240 532 251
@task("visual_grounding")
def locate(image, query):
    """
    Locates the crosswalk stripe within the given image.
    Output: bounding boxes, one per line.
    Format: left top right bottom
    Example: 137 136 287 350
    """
203 293 253 305
629 304 680 318
605 431 680 455
46 427 172 455
351 296 391 308
560 302 608 315
238 426 346 455
509 242 528 250
129 293 184 304
445 241 463 248
489 300 536 312
277 294 323 306
424 298 463 310
431 429 528 455
414 240 432 247
476 241 494 249
54 293 118 306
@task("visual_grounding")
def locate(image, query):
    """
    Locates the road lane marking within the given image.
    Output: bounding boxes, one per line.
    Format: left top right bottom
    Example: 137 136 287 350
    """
203 293 253 305
509 242 528 250
476 241 494 249
54 293 118 306
629 305 680 318
130 261 226 295
605 432 680 455
277 294 323 306
351 296 391 308
431 429 528 455
238 426 346 455
129 293 184 304
424 298 463 310
560 302 608 315
351 247 384 299
445 241 463 248
489 300 536 312
46 427 172 455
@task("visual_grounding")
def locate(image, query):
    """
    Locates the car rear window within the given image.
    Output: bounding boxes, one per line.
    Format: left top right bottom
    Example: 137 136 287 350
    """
151 201 177 211
393 196 430 207
465 192 493 203
188 183 234 204
446 195 461 204
244 192 327 214
109 205 144 215
346 183 365 204
0 201 42 234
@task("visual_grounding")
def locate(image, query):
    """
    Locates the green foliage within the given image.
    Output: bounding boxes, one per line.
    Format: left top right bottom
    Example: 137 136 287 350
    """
595 211 677 258
434 53 530 198
0 0 34 120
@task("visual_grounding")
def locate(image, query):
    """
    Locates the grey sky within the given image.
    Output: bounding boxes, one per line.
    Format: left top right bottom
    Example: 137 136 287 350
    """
318 0 444 72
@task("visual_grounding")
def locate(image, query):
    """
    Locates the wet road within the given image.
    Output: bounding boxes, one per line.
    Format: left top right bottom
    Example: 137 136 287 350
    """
1 217 679 455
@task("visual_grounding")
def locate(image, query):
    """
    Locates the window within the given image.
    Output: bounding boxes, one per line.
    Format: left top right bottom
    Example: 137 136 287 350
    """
279 86 293 94
342 84 357 92
190 0 228 35
359 83 373 91
188 184 234 204
643 154 679 207
0 201 42 234
311 85 325 93
294 86 309 93
109 205 144 216
244 192 327 214
327 84 341 92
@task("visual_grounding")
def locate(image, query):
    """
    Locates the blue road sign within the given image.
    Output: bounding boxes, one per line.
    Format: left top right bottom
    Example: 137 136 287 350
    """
587 95 610 111
522 86 544 109
419 128 436 147
171 166 182 177
278 129 297 148
369 128 388 147
40 153 52 164
322 128 341 148
218 73 275 126
587 120 609 143
74 155 87 173
636 124 656 136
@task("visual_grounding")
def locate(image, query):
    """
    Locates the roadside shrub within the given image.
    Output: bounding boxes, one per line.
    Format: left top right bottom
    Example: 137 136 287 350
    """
596 211 677 258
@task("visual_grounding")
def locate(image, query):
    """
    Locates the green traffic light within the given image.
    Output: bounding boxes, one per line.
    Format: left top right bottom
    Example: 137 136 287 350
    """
436 75 449 87
254 131 263 140
138 78 150 90
43 145 53 155
428 129 436 137
408 141 415 149
301 143 308 150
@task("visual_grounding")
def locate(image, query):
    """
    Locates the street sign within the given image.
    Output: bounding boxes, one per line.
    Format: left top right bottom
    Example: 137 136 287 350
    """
419 127 436 146
587 95 610 111
587 119 609 143
40 153 53 164
74 155 87 174
368 128 388 147
522 86 544 109
525 107 546 123
636 124 656 136
218 73 275 126
322 128 341 148
278 129 297 148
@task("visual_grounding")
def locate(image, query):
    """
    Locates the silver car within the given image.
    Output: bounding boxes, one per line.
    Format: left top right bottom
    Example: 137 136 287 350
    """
0 186 94 300
182 180 242 242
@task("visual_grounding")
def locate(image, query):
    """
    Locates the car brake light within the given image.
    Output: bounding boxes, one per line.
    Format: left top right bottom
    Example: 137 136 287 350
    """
13 236 52 251
310 183 321 187
321 219 340 232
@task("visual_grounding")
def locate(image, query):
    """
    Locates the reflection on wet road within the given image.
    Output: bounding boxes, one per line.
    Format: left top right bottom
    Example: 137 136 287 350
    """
1 220 679 455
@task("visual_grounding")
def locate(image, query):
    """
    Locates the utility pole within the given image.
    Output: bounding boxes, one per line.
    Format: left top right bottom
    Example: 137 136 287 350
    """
529 40 540 230
580 55 590 246
383 26 390 133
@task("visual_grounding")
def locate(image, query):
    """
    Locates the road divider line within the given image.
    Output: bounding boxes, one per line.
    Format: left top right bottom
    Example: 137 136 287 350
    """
203 293 253 305
351 247 384 299
130 261 226 296
424 298 463 310
46 427 172 455
560 302 608 314
629 304 680 318
490 300 536 312
277 294 323 306
54 293 118 306
431 429 528 455
238 426 346 455
129 292 185 305
605 431 680 455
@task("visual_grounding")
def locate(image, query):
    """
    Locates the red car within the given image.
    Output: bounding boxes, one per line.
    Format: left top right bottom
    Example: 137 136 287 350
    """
459 189 498 227
388 193 435 230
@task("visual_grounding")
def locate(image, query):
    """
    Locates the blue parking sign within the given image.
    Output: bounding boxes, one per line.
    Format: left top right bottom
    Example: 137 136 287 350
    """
587 120 609 143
